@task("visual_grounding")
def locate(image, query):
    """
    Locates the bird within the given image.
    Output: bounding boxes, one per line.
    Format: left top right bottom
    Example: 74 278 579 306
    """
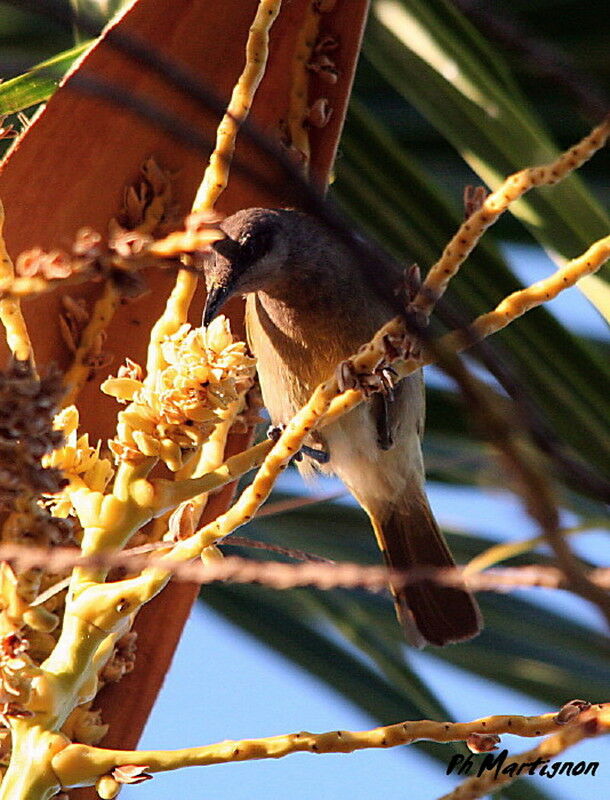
202 207 481 647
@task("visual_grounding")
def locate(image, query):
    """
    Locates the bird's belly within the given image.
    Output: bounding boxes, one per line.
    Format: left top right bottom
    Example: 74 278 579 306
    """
258 357 311 426
322 405 424 510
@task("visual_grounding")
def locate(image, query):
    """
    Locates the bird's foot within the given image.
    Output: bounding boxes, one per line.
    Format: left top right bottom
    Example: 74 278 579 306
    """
381 330 421 364
267 424 330 465
267 424 284 443
295 445 330 465
336 358 397 399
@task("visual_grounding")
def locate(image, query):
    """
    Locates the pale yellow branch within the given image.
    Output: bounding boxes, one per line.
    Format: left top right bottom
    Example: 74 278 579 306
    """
0 250 180 301
0 198 35 366
0 272 55 298
152 439 273 514
1 546 608 596
323 233 610 427
193 0 283 212
413 116 610 316
439 706 610 800
464 520 608 575
51 706 607 789
464 235 610 341
145 270 198 378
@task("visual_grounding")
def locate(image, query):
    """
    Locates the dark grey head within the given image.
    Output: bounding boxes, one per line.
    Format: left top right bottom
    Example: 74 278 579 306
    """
202 207 313 326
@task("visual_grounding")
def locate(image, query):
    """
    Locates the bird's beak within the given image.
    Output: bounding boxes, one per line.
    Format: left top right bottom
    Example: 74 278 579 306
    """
202 279 236 326
202 234 245 326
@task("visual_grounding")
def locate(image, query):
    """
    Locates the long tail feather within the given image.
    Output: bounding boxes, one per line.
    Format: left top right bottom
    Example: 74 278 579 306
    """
372 496 482 647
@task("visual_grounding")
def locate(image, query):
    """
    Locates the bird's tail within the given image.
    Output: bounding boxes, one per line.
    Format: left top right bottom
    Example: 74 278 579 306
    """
370 495 481 647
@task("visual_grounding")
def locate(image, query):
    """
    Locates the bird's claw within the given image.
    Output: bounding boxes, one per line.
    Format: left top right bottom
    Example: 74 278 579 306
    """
267 424 284 443
267 424 330 464
336 358 397 399
394 262 424 306
336 358 359 392
381 331 420 363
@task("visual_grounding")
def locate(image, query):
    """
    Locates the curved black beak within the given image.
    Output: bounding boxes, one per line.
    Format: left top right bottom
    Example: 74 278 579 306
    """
202 281 236 326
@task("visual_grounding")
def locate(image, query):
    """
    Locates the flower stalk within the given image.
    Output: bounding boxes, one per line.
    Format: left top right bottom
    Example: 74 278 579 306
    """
47 703 608 790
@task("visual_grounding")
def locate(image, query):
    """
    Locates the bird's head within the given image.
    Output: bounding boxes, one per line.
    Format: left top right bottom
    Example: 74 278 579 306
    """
202 207 293 326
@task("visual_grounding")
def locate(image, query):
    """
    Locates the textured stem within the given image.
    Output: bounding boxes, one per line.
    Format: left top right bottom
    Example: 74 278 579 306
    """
0 724 67 800
61 282 119 408
193 0 283 211
413 115 610 316
51 706 607 788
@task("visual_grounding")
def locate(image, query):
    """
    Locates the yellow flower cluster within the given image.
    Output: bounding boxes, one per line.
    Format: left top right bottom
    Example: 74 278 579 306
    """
42 407 114 518
102 316 255 471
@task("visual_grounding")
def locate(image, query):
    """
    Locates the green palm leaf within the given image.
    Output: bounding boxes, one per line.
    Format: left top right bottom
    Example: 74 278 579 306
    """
364 0 610 315
0 42 90 116
215 496 610 711
201 583 556 800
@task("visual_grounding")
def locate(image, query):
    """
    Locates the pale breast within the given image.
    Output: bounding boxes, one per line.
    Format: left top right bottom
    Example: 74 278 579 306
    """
245 292 363 424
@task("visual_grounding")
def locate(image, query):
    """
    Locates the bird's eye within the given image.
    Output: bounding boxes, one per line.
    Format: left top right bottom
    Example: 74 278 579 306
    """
240 237 257 260
239 227 273 263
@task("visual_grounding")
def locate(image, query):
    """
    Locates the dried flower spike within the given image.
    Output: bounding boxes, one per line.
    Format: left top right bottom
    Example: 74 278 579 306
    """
555 699 591 725
466 733 502 753
0 362 66 504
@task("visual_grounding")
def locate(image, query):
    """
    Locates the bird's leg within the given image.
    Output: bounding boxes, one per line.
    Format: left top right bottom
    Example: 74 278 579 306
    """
300 445 330 464
266 423 284 443
336 264 429 400
266 424 330 464
372 393 394 451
